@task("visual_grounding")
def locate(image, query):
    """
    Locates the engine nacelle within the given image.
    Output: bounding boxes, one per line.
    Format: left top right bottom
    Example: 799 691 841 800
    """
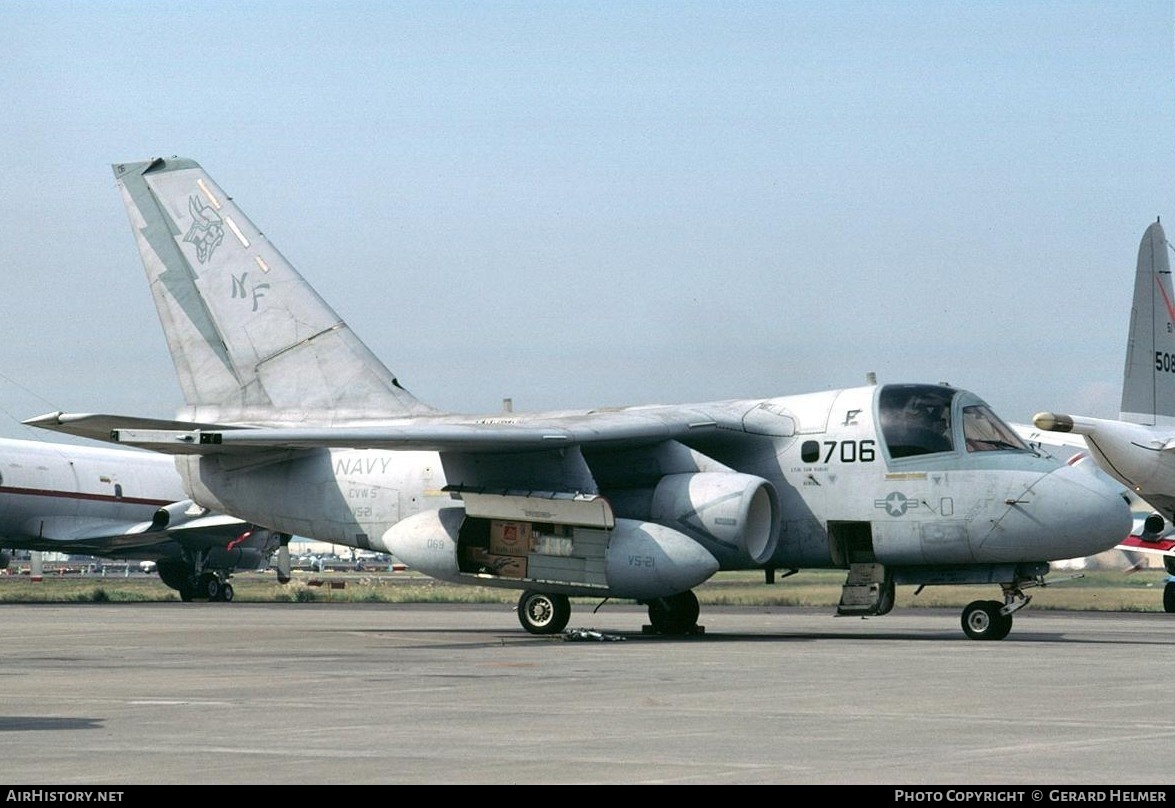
649 472 780 566
1143 513 1166 537
383 507 719 600
127 500 205 534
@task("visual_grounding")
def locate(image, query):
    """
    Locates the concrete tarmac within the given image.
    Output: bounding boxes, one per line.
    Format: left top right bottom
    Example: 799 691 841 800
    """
1 601 1173 785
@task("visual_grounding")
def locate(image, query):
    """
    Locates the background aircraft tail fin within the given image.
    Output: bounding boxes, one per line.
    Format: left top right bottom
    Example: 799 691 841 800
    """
1120 219 1175 425
113 158 434 423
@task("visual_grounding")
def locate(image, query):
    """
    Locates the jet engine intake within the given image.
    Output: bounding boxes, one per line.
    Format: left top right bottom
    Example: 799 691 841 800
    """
1142 513 1167 538
649 472 780 566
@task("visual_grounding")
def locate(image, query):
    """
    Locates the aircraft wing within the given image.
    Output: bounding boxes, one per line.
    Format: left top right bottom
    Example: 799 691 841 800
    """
21 412 249 448
26 410 722 454
133 512 269 554
13 499 265 560
1010 421 1088 463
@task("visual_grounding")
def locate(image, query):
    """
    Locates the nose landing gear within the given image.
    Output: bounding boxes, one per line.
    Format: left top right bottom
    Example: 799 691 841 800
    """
961 578 1035 641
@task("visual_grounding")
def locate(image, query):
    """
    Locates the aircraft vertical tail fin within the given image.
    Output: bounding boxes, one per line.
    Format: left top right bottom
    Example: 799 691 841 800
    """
112 157 435 425
1120 219 1175 425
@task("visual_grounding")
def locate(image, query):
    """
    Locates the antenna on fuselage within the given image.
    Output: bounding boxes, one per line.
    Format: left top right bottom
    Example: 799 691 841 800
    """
866 372 877 385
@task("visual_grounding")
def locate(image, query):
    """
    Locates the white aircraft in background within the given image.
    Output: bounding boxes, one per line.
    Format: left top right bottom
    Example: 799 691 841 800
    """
1021 219 1175 610
28 157 1133 640
0 434 287 601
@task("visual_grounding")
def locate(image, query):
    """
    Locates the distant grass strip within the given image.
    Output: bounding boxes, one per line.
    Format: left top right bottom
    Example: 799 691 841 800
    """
0 568 1171 612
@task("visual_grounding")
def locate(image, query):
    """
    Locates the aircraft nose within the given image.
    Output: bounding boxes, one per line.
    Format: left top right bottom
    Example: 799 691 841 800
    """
983 459 1132 561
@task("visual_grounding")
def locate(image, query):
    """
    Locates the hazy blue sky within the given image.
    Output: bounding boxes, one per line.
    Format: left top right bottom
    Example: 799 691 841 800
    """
1 1 1173 443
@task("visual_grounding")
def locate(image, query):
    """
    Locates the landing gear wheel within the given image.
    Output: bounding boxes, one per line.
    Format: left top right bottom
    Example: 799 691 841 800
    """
199 574 222 601
647 590 701 635
961 600 1013 641
876 577 896 616
220 583 234 603
1163 581 1175 614
179 581 195 602
156 560 189 593
517 591 571 635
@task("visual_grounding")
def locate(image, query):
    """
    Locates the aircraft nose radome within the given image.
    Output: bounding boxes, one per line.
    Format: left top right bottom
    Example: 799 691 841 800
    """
978 462 1131 562
1031 463 1133 559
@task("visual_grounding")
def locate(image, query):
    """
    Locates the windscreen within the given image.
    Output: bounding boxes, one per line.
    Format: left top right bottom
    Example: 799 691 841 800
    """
962 404 1031 453
878 385 956 458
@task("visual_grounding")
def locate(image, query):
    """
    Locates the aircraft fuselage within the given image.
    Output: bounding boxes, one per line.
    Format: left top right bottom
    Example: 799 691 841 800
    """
0 438 181 554
176 383 1130 601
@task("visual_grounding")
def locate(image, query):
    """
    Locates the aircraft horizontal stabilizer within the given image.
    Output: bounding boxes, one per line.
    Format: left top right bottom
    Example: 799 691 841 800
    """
1117 534 1175 556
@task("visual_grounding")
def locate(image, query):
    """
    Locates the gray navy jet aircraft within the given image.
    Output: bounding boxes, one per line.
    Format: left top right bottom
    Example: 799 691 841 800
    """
28 157 1133 639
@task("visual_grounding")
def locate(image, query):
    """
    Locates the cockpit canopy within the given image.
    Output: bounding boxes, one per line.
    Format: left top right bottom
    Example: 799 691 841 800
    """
879 384 1029 459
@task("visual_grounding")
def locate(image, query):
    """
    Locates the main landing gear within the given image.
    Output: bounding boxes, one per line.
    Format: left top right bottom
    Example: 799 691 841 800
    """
517 590 571 634
1163 558 1175 614
644 591 701 635
180 572 234 603
515 589 704 636
1164 580 1175 614
157 560 235 603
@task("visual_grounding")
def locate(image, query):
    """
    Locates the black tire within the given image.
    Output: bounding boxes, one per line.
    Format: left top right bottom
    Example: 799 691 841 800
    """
200 574 222 601
220 583 234 603
156 560 190 593
517 591 571 635
1163 581 1175 614
875 577 896 616
961 599 1013 641
647 591 701 635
